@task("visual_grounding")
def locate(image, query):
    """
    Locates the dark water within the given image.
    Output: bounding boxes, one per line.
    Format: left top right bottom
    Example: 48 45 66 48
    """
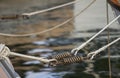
0 0 120 78
8 36 120 78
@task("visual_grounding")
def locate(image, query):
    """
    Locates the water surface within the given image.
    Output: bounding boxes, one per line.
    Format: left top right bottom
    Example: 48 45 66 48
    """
0 0 120 78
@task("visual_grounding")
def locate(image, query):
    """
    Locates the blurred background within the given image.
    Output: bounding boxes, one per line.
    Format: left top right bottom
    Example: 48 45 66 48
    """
0 0 120 78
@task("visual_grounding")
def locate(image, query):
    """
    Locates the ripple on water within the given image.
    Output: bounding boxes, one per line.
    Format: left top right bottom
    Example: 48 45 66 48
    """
28 48 53 54
25 71 71 78
23 60 41 65
28 48 53 58
33 37 76 46
33 40 49 46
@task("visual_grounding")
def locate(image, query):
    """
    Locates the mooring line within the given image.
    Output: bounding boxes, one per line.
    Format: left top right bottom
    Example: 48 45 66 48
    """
87 37 120 59
72 15 120 55
0 44 56 63
22 0 78 16
0 0 96 37
0 0 78 20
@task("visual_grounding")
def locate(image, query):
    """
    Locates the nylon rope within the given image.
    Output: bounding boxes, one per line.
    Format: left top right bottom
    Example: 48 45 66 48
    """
72 14 120 55
0 44 56 63
87 37 120 59
106 0 112 78
0 0 78 19
0 0 96 37
22 0 79 16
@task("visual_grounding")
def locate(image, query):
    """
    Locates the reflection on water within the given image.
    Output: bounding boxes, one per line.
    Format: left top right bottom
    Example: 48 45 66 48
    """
9 36 120 78
0 0 120 78
25 71 71 78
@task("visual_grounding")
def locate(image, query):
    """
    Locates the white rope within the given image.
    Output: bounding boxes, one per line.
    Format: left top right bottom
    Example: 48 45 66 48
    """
0 44 13 64
0 0 79 19
72 14 120 55
0 44 56 63
0 0 96 37
9 52 56 63
0 44 10 58
22 0 78 16
87 37 120 59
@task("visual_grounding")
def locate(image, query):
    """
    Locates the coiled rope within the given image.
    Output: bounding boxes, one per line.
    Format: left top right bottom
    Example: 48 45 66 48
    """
0 0 96 37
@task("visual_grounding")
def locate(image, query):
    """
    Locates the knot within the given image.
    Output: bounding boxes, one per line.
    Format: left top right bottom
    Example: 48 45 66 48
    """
0 44 10 59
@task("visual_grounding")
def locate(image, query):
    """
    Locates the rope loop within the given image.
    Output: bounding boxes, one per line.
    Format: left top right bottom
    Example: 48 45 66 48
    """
87 37 120 59
71 48 79 55
71 15 120 56
0 44 10 59
87 52 97 60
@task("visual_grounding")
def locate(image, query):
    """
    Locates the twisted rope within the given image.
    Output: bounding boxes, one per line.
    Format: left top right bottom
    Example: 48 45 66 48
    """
0 44 10 58
0 44 56 63
72 14 120 55
87 37 120 59
0 0 78 20
22 0 78 16
0 0 96 37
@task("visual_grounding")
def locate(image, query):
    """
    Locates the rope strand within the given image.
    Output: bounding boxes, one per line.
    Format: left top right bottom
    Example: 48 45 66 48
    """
0 0 79 20
22 0 78 16
0 44 56 63
87 37 120 59
0 0 96 37
72 14 120 55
